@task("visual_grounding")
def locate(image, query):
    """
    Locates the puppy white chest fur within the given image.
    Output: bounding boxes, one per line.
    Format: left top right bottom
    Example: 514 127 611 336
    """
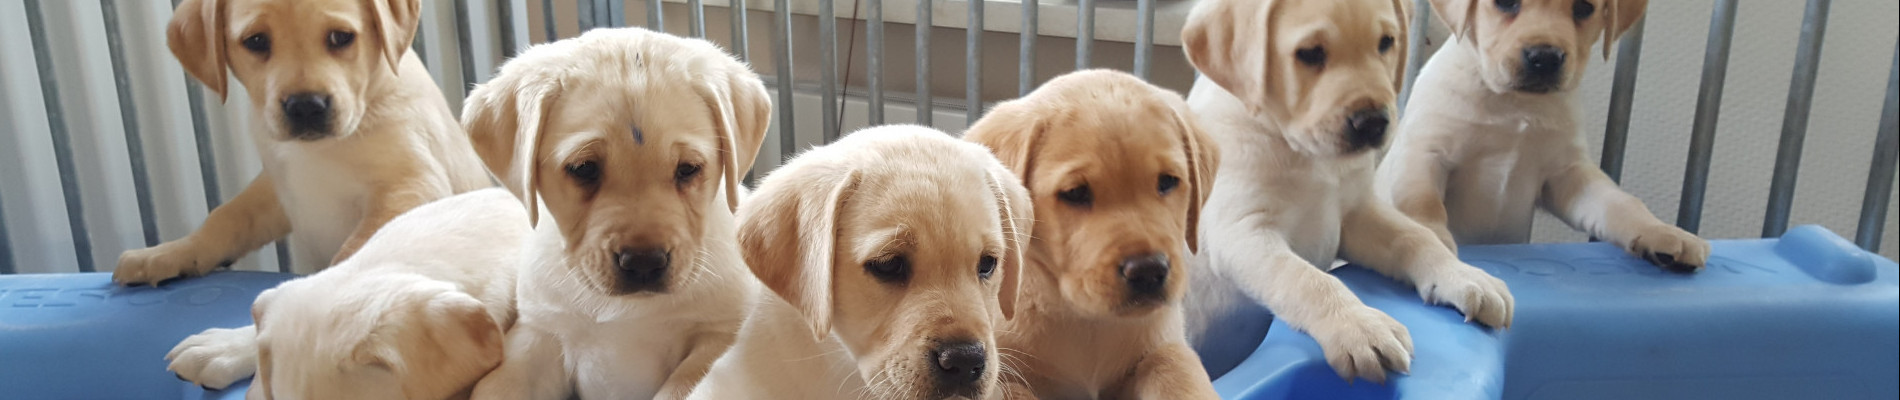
262 139 367 271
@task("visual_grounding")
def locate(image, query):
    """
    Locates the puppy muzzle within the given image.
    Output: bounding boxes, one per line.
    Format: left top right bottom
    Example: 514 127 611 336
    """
281 93 334 140
929 340 988 399
609 247 671 294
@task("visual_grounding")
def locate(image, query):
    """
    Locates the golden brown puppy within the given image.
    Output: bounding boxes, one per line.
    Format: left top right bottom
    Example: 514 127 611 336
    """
964 70 1219 399
120 0 490 285
1376 0 1707 272
690 125 1031 400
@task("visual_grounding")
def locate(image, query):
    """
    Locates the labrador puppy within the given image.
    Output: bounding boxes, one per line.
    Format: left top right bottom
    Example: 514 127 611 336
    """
1180 0 1514 383
462 27 769 400
119 0 491 285
1375 0 1706 272
688 125 1031 400
964 70 1219 399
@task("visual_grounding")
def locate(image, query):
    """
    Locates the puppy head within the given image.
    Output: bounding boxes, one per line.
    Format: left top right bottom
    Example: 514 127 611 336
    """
740 126 1030 399
248 275 503 400
168 0 420 141
1185 0 1412 155
965 70 1216 319
1433 0 1646 93
463 28 770 297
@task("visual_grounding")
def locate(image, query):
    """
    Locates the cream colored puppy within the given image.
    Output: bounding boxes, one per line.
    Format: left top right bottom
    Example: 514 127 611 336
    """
1180 0 1514 383
965 70 1219 399
163 188 525 396
119 0 491 285
463 27 769 400
1376 0 1707 272
689 125 1031 400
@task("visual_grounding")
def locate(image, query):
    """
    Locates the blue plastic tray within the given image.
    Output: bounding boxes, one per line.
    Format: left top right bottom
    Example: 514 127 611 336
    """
0 271 290 399
1211 225 1900 399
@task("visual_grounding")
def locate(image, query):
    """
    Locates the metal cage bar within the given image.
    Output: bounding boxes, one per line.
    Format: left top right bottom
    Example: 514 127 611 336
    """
1076 0 1094 70
689 0 705 37
498 0 520 56
543 0 558 42
1133 0 1154 79
1763 0 1832 237
456 0 480 93
1398 0 1431 111
1676 0 1738 234
647 0 664 30
579 0 596 32
102 0 159 247
820 0 840 142
1601 19 1646 183
869 0 886 125
916 0 933 126
1018 0 1037 96
1859 45 1899 252
24 0 96 273
774 0 797 160
1 192 12 274
966 0 983 123
730 0 749 62
172 0 223 212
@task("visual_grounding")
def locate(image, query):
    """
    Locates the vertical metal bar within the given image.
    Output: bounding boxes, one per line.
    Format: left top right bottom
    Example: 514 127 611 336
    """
1397 0 1431 112
916 0 933 126
868 0 885 125
647 0 663 30
1763 0 1831 238
773 0 796 160
1076 0 1094 70
455 0 478 92
1676 0 1737 234
414 11 430 67
1133 0 1154 79
498 0 519 56
689 0 705 37
543 0 558 42
1018 0 1037 96
1600 19 1646 183
966 0 983 123
1857 45 1898 252
730 0 749 62
0 191 12 274
274 240 290 273
25 0 96 273
599 0 614 28
102 0 159 247
819 0 839 143
174 0 222 211
578 0 594 31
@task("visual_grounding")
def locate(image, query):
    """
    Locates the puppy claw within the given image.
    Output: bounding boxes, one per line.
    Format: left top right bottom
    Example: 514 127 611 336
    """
1627 224 1709 274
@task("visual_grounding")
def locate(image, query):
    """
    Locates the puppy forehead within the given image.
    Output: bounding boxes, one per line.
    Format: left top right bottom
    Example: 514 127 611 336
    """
227 0 365 35
545 83 717 155
1282 0 1400 46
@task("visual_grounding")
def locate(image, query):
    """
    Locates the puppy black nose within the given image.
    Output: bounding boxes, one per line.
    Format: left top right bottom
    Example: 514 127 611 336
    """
613 247 670 291
1344 109 1389 150
1522 45 1566 78
1120 253 1171 295
281 93 333 136
932 341 987 386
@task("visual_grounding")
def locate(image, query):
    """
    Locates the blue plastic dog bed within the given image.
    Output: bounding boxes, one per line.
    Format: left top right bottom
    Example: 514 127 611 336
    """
0 271 290 399
1209 225 1899 399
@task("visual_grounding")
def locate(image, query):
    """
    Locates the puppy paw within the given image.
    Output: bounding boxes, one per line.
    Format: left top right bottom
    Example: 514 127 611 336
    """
1627 224 1709 273
1309 306 1413 384
1414 263 1513 329
167 327 258 390
115 239 228 286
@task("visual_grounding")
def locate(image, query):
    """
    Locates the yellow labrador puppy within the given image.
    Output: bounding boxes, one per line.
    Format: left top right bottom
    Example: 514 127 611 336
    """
463 28 769 400
1180 0 1513 383
689 125 1031 400
119 0 490 285
965 70 1219 399
1375 0 1706 272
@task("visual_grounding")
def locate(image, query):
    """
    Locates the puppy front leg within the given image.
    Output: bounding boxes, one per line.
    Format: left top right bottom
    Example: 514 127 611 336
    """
1341 200 1513 329
1205 217 1410 383
471 326 571 400
1119 343 1218 400
1542 164 1709 272
655 330 737 400
330 182 449 265
117 174 289 285
1377 147 1457 252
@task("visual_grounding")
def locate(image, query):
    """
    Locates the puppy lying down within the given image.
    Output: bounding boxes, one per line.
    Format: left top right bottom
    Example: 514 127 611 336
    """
193 188 526 400
690 125 1032 400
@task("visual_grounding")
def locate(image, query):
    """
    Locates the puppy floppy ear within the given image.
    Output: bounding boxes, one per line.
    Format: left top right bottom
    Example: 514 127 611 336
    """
1166 99 1218 253
167 0 229 101
1600 0 1648 60
1182 0 1277 111
1429 0 1479 42
1390 0 1415 92
961 103 1045 188
363 0 422 74
983 165 1033 321
738 165 861 340
464 73 559 225
699 66 773 211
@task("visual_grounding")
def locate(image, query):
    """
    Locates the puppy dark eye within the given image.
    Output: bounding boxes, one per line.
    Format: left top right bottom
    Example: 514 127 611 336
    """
1495 0 1521 14
1295 47 1326 67
674 162 703 184
1157 174 1181 195
865 255 911 283
1057 185 1093 207
977 255 998 279
327 31 355 50
242 34 271 54
565 161 601 184
1572 0 1596 20
1378 36 1396 53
